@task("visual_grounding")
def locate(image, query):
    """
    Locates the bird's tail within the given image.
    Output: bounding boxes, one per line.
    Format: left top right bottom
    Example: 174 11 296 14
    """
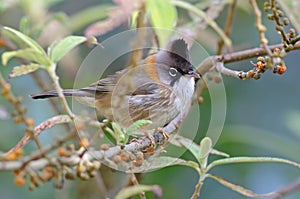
30 89 94 99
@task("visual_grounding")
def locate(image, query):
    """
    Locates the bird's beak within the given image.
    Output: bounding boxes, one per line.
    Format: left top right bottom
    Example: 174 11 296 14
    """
186 70 201 79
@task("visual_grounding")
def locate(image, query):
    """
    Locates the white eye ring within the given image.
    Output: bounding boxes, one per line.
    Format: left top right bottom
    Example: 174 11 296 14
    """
169 67 178 77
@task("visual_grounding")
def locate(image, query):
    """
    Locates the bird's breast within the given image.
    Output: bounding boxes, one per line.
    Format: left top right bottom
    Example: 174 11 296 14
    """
171 76 195 113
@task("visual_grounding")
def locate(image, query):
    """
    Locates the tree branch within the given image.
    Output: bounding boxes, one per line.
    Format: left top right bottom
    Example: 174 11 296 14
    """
250 0 273 56
217 0 236 54
2 115 72 157
196 42 300 75
270 178 300 199
0 130 166 171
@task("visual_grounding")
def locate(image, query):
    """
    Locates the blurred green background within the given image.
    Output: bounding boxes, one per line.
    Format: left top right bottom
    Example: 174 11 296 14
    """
1 0 300 199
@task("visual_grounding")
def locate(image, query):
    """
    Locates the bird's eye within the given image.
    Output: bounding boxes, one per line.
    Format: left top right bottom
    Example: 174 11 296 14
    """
169 67 178 77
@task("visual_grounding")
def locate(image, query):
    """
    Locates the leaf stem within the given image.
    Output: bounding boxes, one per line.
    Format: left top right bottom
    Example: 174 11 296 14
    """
47 64 75 120
206 156 300 172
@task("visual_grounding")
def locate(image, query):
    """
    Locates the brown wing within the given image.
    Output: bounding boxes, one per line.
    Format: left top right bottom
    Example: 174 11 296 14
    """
80 68 127 94
128 83 176 127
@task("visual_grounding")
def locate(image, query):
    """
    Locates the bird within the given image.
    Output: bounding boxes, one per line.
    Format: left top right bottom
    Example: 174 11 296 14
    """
31 39 200 130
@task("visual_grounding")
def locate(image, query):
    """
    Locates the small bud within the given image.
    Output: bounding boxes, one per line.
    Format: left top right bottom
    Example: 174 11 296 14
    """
238 72 246 80
264 6 270 12
253 73 261 80
14 170 22 175
39 172 52 182
66 144 76 153
65 171 75 180
78 173 90 180
267 14 274 20
286 44 294 51
6 153 17 161
212 75 222 83
277 10 284 17
133 152 144 167
29 183 36 191
197 96 204 104
275 25 282 32
264 2 270 7
1 84 10 95
88 170 97 178
14 175 26 186
273 47 281 55
120 153 129 162
79 137 89 147
13 117 23 124
44 166 53 173
53 179 63 189
100 144 110 151
15 148 24 156
277 62 286 74
289 28 295 38
256 61 265 70
92 161 101 170
77 165 86 175
283 18 289 26
246 70 254 79
25 118 34 126
58 147 70 157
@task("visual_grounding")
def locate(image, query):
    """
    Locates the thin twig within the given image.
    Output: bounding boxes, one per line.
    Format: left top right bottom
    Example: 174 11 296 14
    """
21 132 76 165
215 61 240 78
130 173 146 199
190 177 205 199
197 42 300 75
128 2 147 68
217 0 237 54
270 178 300 199
270 0 289 45
30 71 71 131
250 0 273 56
0 130 167 171
47 66 75 120
0 71 43 151
3 115 72 157
0 34 71 131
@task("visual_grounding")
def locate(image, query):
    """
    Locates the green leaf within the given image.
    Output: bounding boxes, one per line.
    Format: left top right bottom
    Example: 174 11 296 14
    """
126 120 152 136
19 17 30 34
199 137 212 168
208 174 275 198
2 26 45 55
130 10 140 28
69 4 111 32
49 35 87 63
115 185 162 199
210 149 230 158
9 64 41 78
177 135 203 163
103 127 117 144
112 122 125 145
146 0 177 47
2 48 51 66
130 156 193 173
206 156 300 172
